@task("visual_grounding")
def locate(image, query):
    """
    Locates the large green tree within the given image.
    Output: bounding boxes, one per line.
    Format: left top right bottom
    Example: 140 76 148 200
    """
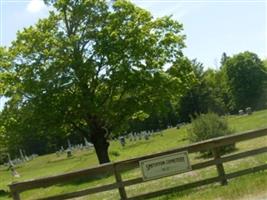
1 0 193 163
223 51 267 112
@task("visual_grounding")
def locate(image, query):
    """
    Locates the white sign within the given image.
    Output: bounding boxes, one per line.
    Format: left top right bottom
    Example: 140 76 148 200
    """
139 151 191 181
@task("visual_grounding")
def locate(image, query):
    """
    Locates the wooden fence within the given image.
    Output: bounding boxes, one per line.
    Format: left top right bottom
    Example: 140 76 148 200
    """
9 127 267 200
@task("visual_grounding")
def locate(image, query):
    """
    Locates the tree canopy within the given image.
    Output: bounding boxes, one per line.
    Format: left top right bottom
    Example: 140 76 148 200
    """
1 0 194 163
2 1 266 164
223 51 267 111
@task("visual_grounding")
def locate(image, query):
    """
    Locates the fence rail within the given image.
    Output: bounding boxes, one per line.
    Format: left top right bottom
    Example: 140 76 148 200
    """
9 127 267 200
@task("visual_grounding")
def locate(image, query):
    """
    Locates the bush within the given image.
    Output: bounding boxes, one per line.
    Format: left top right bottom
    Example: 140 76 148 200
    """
188 112 235 156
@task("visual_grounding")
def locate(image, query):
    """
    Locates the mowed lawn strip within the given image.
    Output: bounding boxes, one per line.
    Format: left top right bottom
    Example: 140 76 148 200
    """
0 109 267 200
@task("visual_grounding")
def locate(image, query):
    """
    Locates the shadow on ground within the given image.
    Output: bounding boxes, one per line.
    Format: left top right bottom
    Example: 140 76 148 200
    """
0 189 10 199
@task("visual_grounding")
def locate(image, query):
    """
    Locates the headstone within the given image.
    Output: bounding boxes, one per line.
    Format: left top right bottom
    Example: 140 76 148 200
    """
239 109 244 115
246 107 252 115
66 149 72 157
84 138 93 149
119 136 126 147
151 130 155 136
84 137 88 146
67 139 72 149
7 153 14 167
10 167 20 178
133 132 137 141
138 133 142 140
24 156 29 162
144 132 149 140
58 146 64 155
129 133 133 142
7 156 19 177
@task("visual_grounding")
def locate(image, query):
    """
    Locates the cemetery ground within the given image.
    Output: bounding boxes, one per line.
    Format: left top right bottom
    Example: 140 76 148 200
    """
1 110 267 200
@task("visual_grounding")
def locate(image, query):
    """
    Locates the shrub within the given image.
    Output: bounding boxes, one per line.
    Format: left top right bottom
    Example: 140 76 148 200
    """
188 112 235 156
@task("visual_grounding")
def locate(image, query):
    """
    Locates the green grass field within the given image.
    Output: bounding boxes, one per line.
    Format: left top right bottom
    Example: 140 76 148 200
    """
1 110 267 200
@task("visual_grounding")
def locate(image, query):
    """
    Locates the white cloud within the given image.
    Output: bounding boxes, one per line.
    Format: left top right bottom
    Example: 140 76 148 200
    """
26 0 45 13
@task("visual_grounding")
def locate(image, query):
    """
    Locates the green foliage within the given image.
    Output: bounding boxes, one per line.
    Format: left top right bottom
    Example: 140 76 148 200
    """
203 69 229 114
173 59 203 121
263 59 267 69
1 0 194 163
0 133 7 164
189 113 232 142
177 60 228 122
223 51 267 112
189 113 234 155
178 52 267 122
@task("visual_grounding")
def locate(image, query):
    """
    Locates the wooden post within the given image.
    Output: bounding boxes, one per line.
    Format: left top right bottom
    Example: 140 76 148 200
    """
10 190 21 200
212 147 228 186
113 164 127 200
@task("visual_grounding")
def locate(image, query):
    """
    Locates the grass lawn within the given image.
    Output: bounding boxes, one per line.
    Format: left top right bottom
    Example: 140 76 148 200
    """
0 109 267 200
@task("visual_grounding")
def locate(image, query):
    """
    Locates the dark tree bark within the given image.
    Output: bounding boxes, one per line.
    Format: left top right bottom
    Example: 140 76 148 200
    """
91 127 110 164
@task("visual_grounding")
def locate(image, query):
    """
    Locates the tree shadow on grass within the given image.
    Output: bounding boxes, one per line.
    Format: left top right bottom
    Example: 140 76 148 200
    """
123 139 154 149
0 189 10 199
47 156 76 164
57 171 114 187
195 144 238 159
157 184 219 200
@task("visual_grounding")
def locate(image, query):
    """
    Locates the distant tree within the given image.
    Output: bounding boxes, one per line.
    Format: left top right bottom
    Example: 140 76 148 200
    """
203 69 229 114
263 59 267 71
223 52 267 112
128 100 178 132
1 0 194 163
0 47 9 163
175 59 228 122
220 52 229 66
175 59 206 122
0 123 7 164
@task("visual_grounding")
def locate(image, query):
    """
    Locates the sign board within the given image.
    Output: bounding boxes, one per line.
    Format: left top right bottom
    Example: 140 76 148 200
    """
139 151 191 181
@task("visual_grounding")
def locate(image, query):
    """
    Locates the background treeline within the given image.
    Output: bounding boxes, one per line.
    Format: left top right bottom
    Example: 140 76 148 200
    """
1 51 267 161
129 52 267 131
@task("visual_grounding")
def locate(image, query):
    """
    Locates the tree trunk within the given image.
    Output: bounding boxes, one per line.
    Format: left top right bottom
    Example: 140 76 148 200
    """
91 128 110 164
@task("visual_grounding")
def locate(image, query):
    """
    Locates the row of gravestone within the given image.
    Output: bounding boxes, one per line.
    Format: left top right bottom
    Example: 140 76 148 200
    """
4 150 38 168
5 137 94 169
4 137 95 177
55 138 94 158
117 130 165 147
116 123 189 147
5 126 178 170
4 151 39 178
57 129 167 156
239 107 253 115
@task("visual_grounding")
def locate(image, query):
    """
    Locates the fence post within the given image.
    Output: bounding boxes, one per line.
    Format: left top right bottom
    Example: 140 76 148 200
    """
10 189 21 200
212 147 228 186
113 164 127 200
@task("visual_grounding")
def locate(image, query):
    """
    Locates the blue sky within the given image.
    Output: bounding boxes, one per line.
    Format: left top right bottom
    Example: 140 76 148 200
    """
0 0 266 108
0 0 266 66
